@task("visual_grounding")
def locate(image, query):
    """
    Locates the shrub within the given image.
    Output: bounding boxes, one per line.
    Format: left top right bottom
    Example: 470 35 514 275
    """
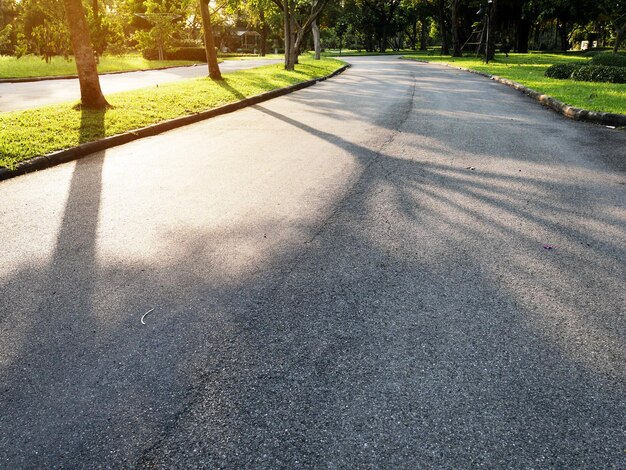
544 62 586 79
591 52 626 67
142 47 212 62
582 48 611 57
571 64 626 83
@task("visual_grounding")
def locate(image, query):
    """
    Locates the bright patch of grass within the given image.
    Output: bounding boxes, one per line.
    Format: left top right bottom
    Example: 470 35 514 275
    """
402 52 626 115
0 57 344 169
0 53 202 79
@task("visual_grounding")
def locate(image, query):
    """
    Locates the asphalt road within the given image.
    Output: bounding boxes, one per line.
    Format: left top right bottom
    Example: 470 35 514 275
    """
0 58 281 112
0 56 625 469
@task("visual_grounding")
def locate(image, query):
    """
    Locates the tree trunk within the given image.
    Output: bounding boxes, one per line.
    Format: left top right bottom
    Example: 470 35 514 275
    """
613 22 625 53
451 0 461 57
515 17 530 53
62 0 108 109
438 0 449 55
312 18 321 59
290 13 298 65
283 0 295 70
420 18 428 50
558 21 568 52
260 10 267 56
199 0 221 79
486 0 497 61
409 21 417 50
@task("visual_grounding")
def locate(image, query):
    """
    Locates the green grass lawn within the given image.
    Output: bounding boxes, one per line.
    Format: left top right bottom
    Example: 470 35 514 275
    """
402 51 626 115
0 57 344 169
0 54 203 79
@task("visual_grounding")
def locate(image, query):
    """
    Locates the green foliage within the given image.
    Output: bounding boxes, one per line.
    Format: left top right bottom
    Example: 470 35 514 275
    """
16 0 71 62
571 64 626 83
0 57 344 169
544 62 585 78
591 52 626 67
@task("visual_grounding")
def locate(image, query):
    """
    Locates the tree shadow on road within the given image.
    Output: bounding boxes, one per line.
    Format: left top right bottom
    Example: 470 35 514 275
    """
1 84 624 469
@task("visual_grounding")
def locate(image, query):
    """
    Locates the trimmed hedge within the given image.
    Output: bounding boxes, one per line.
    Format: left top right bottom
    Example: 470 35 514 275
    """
571 64 626 83
143 47 210 62
544 62 586 79
591 52 626 68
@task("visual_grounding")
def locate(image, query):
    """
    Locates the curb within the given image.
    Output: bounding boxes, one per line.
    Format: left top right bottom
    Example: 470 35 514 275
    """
0 63 208 83
0 64 350 182
410 59 626 127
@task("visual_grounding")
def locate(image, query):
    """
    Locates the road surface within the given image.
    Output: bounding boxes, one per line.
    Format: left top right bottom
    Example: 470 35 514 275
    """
0 56 624 468
0 58 281 112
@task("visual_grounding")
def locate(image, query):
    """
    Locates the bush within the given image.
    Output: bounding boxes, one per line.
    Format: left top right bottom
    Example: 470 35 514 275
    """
142 47 211 62
544 62 586 79
582 47 611 57
591 52 626 67
571 64 626 83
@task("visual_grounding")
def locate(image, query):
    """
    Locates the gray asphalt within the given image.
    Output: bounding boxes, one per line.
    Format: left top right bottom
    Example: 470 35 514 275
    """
0 56 625 469
0 58 281 112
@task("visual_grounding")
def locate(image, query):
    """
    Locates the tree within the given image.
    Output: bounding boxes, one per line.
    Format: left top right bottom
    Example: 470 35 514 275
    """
62 0 108 108
437 0 448 54
597 0 626 52
450 0 462 56
312 17 321 58
361 0 401 51
198 0 221 78
272 0 330 70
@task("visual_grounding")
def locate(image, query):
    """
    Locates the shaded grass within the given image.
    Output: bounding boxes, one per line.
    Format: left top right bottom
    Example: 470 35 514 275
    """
0 57 344 169
402 52 626 115
0 54 202 79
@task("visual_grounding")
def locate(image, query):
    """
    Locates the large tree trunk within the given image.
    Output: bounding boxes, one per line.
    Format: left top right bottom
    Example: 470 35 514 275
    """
283 0 295 70
312 18 321 59
62 0 108 109
438 0 449 55
199 0 221 79
451 0 461 57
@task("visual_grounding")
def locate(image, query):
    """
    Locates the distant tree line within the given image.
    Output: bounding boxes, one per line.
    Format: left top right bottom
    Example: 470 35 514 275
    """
0 0 622 108
0 0 623 62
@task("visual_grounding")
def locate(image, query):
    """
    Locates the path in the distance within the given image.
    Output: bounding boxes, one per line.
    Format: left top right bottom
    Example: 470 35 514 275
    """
0 58 281 112
0 56 624 468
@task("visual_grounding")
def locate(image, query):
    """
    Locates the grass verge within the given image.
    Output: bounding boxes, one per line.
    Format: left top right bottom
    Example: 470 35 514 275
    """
0 54 202 79
402 52 626 115
0 57 344 169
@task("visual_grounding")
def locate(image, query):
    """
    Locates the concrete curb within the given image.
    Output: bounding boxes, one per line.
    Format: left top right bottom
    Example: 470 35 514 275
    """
409 59 626 127
0 64 350 182
0 63 208 83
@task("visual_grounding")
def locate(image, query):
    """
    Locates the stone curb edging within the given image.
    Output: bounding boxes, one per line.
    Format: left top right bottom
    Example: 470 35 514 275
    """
410 59 626 127
0 64 350 182
0 63 208 83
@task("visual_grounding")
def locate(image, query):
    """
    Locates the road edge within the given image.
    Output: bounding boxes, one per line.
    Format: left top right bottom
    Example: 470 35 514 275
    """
0 64 350 182
0 62 211 83
407 59 626 127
